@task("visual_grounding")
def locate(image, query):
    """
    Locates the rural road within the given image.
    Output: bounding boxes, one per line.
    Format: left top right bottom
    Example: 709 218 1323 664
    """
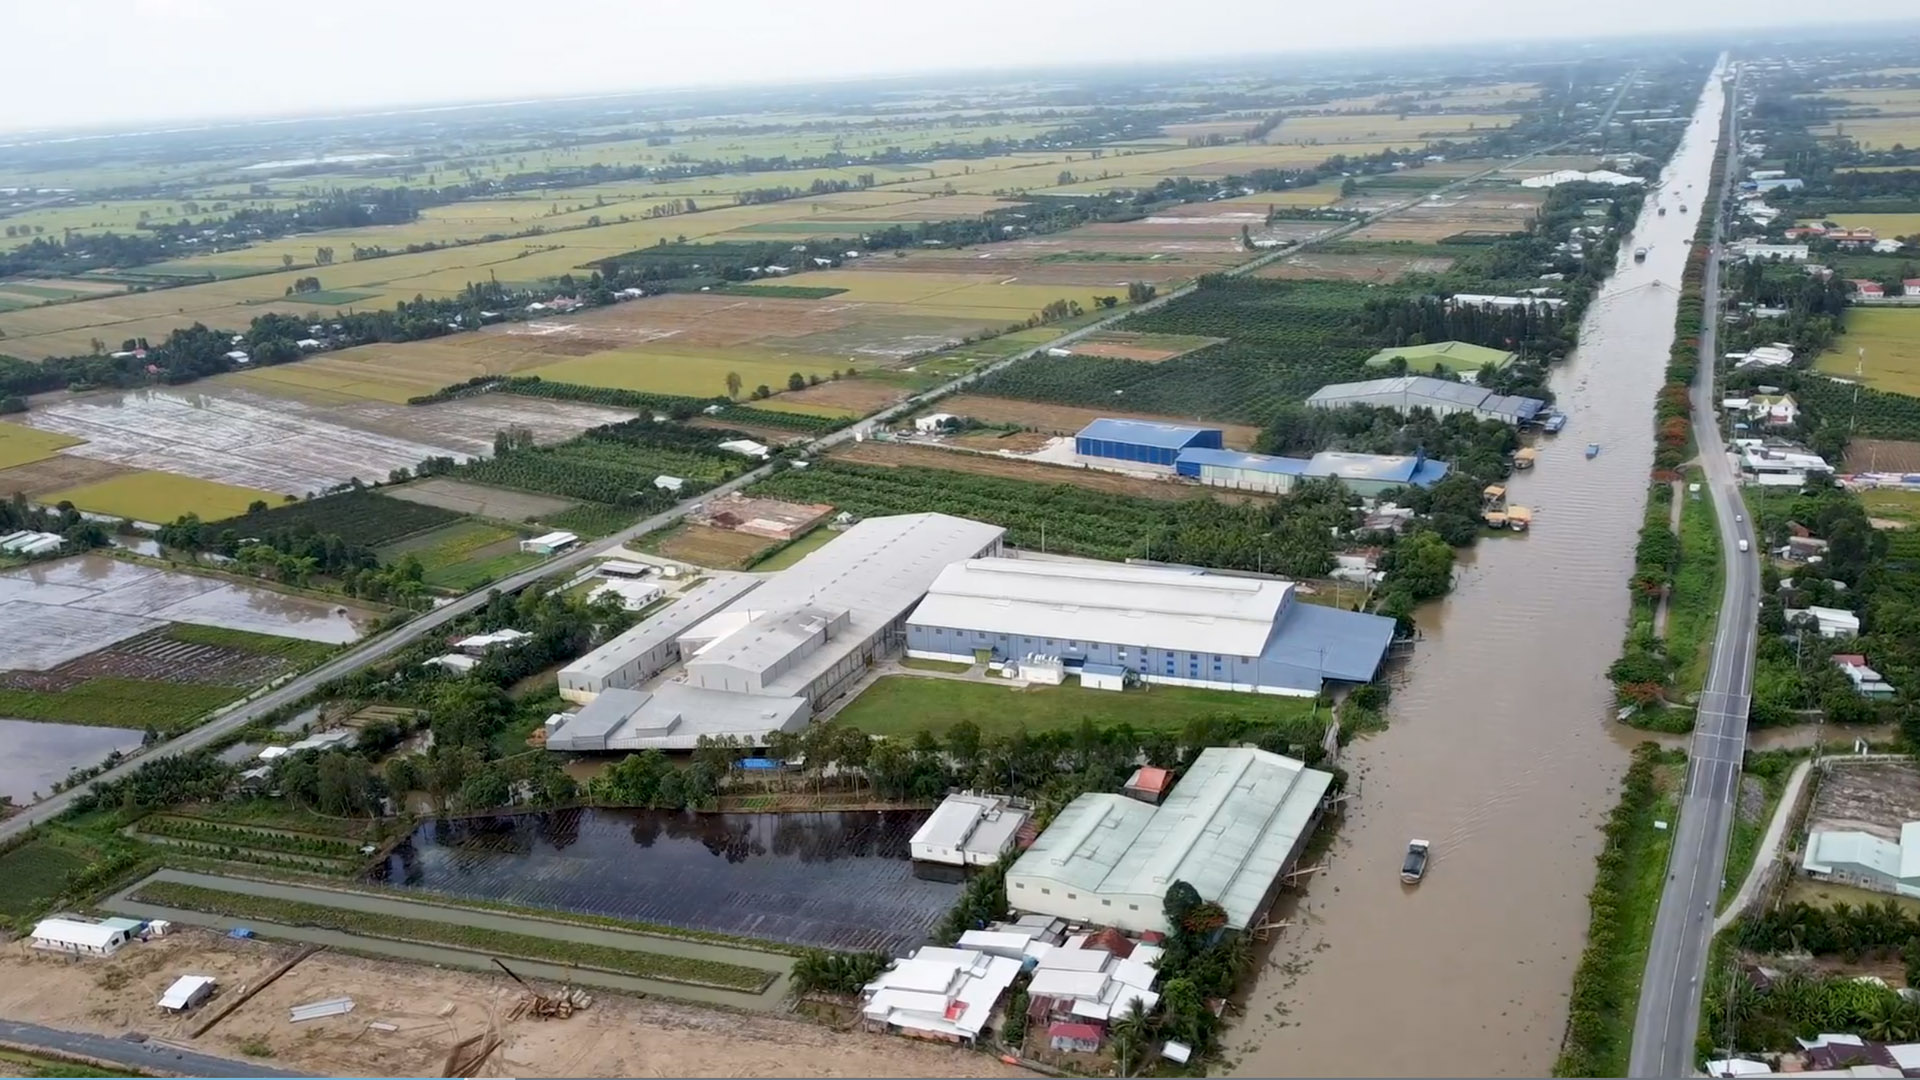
0 1017 307 1078
1630 58 1764 1079
1713 758 1811 935
0 119 1601 845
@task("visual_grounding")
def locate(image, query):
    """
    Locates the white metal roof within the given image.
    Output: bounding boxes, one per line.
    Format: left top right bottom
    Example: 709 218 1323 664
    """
560 574 762 683
908 558 1289 657
1028 969 1111 999
911 794 1027 856
1011 747 1333 930
31 918 126 949
158 975 214 1010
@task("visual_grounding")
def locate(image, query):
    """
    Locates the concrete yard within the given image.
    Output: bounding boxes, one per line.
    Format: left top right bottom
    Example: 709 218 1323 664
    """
1805 759 1920 842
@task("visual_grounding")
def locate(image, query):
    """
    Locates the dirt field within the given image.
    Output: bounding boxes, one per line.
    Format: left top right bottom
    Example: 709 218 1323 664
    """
0 933 1027 1079
0 455 134 500
650 524 782 568
1846 438 1920 473
1065 331 1224 362
1257 250 1458 282
386 477 578 521
1806 760 1920 842
1346 185 1541 243
763 377 912 416
935 394 1263 448
831 440 1261 503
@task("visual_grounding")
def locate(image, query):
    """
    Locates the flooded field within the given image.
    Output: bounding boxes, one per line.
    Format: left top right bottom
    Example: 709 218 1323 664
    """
0 554 377 668
0 717 141 803
13 384 633 498
1233 73 1727 1077
368 807 959 952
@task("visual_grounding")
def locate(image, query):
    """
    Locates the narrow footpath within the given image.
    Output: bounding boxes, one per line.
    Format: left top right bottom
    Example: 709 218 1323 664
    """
1713 759 1810 934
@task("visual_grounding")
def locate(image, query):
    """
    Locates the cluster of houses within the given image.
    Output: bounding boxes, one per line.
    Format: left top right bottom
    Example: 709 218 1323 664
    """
1734 436 1832 487
1723 391 1799 424
1712 1031 1920 1078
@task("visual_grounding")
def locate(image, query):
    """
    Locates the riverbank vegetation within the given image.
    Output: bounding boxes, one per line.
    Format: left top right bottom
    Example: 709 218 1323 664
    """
1554 744 1681 1077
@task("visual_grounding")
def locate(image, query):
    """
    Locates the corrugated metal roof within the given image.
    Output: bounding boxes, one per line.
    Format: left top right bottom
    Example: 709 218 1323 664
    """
1305 376 1544 422
908 558 1290 657
1011 747 1334 931
1305 451 1420 484
1175 448 1308 475
560 574 762 682
1076 418 1221 450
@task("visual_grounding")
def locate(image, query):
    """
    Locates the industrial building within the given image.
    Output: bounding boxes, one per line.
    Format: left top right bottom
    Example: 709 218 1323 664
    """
558 574 763 703
1074 418 1223 469
542 683 809 752
1306 375 1546 426
1172 447 1448 497
551 515 1005 750
1802 822 1920 899
30 916 141 957
1005 746 1335 935
906 558 1394 695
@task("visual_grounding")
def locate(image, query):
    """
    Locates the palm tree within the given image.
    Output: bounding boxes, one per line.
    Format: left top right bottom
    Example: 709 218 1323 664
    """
1109 998 1151 1076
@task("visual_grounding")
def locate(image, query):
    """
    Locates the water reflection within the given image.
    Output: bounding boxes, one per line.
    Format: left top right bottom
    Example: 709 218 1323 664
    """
370 808 955 951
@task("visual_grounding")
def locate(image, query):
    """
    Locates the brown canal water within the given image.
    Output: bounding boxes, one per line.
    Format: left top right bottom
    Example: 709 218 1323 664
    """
1232 69 1729 1077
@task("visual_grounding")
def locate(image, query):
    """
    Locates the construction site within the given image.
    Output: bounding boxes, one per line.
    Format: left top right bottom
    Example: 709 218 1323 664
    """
0 930 1026 1078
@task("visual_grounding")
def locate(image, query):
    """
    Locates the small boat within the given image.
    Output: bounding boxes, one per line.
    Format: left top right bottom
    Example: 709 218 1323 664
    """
1586 442 1601 459
1658 206 1667 216
1542 413 1567 434
1402 840 1430 884
1633 247 1647 262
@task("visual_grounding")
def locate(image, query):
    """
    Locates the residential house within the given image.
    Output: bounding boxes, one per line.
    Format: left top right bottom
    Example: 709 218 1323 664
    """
859 945 1022 1044
1904 279 1920 297
1833 655 1898 701
1049 1022 1104 1053
1851 280 1886 300
1788 605 1861 639
1731 243 1810 262
1784 535 1830 563
1752 393 1799 426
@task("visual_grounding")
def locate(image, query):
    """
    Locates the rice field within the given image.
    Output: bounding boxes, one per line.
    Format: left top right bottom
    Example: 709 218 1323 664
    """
1814 116 1920 150
47 471 277 522
0 422 79 469
1816 307 1920 395
1804 213 1920 238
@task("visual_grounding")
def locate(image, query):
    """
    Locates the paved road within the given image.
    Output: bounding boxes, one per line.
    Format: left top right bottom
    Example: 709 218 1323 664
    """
0 129 1591 847
1630 59 1763 1079
0 1017 305 1077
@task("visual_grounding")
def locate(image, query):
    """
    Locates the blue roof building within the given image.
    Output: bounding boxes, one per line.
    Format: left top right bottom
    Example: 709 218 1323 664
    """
1076 419 1223 468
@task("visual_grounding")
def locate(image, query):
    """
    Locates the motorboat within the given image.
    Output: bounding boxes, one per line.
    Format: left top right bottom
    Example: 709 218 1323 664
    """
1542 412 1567 434
1402 840 1430 884
1586 442 1601 459
1634 247 1647 262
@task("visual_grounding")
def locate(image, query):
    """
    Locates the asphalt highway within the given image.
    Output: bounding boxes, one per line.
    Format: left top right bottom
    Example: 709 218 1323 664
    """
1629 60 1762 1079
0 1017 307 1078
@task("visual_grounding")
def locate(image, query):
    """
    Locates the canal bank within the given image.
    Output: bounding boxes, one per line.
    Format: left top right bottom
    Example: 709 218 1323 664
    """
1231 67 1729 1078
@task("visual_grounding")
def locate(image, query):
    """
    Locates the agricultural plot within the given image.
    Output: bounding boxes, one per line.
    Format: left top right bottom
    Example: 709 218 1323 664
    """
1064 330 1225 362
1801 212 1920 239
829 441 1258 503
0 422 78 470
452 421 754 510
1846 438 1920 474
1816 308 1920 395
0 624 332 732
933 393 1263 448
645 524 781 569
970 276 1386 424
383 477 577 521
0 833 106 920
48 471 277 522
0 555 375 671
210 489 461 545
1257 245 1459 282
1348 184 1541 242
10 384 633 504
132 818 367 874
1813 116 1920 149
369 806 959 953
374 519 538 591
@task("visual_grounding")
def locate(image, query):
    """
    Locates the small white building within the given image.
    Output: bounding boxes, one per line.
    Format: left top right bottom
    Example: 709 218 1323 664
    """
1731 242 1810 262
590 579 666 611
654 475 686 493
716 439 770 460
295 338 323 350
914 413 958 434
223 349 250 364
1791 606 1861 639
909 794 1028 867
423 654 480 674
859 945 1022 1045
520 531 579 556
31 917 134 957
454 629 532 655
158 975 216 1012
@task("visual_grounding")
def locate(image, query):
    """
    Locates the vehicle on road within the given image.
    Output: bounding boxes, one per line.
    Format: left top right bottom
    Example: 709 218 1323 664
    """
1402 840 1430 884
1735 514 1742 523
1586 442 1601 458
1634 247 1648 262
1738 539 1749 552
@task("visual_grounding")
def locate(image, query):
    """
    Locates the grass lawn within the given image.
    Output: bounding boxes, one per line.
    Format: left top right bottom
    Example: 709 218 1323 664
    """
47 471 278 523
899 657 972 673
0 1047 139 1077
166 623 337 666
645 523 779 569
0 832 105 921
0 422 80 470
376 519 539 589
1667 473 1725 695
1817 307 1920 396
747 526 838 570
833 675 1320 738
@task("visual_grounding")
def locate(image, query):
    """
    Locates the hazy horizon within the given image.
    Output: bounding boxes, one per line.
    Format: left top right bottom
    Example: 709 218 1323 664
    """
4 0 1906 136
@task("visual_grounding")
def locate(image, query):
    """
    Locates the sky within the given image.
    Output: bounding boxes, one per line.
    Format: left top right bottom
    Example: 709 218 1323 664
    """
3 0 1890 133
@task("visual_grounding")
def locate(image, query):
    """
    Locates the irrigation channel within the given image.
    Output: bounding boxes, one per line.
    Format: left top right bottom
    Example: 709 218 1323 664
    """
105 868 795 1011
1233 68 1728 1077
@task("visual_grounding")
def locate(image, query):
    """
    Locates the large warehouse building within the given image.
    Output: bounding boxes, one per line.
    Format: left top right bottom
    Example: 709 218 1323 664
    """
1075 419 1223 469
1174 447 1449 497
905 558 1394 695
1006 746 1335 935
550 514 1006 754
1306 375 1546 425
